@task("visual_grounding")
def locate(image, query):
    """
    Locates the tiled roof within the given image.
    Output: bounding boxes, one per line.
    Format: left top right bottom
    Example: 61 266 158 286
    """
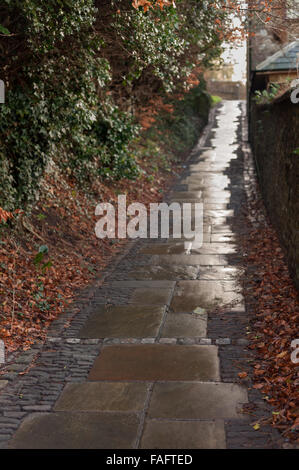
256 40 299 71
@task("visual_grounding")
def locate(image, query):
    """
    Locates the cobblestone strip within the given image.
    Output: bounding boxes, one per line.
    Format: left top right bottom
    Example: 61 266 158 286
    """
0 341 102 446
208 101 281 449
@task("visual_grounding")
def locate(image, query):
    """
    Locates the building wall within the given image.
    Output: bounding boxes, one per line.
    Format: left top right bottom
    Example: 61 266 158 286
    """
249 94 299 289
250 27 285 71
248 1 299 289
206 80 246 100
249 0 299 71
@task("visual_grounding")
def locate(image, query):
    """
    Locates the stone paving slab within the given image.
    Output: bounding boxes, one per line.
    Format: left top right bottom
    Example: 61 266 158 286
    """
212 224 234 233
206 217 229 226
79 305 165 339
150 254 229 266
140 243 237 255
198 266 245 280
191 191 231 200
148 382 248 419
182 176 230 187
211 233 237 243
8 412 139 449
167 199 230 207
170 280 244 312
204 209 234 218
54 382 148 412
110 280 175 288
191 243 237 255
169 233 211 243
161 313 207 338
166 225 212 235
140 243 189 255
181 182 229 191
88 345 220 382
140 420 226 449
127 264 199 280
127 265 244 282
204 198 231 204
186 166 230 174
196 203 230 210
0 380 8 391
168 191 203 200
129 288 173 306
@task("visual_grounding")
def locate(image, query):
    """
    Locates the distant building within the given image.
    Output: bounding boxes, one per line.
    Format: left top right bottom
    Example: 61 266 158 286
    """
248 0 299 122
248 0 299 96
205 60 246 100
252 40 299 92
248 0 299 69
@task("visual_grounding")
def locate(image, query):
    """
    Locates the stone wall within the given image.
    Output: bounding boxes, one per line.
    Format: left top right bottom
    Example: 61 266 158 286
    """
249 26 285 71
249 93 299 289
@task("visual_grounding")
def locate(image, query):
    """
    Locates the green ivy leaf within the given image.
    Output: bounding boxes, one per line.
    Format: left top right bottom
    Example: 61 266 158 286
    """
0 24 10 35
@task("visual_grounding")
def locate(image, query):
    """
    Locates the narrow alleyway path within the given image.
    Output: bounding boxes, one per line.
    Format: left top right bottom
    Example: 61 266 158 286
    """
1 101 273 449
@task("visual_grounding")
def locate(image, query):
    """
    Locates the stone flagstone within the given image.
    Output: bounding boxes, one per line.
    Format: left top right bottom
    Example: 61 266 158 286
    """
148 382 248 419
8 412 139 449
170 280 245 312
161 313 207 338
54 382 148 412
140 420 226 449
129 287 173 305
191 243 237 254
150 254 229 266
211 233 237 243
0 380 8 391
88 344 220 381
198 265 245 280
79 305 165 339
140 242 237 255
127 264 200 281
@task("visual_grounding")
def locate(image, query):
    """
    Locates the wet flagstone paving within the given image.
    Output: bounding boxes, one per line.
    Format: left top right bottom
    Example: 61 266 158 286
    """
0 101 281 449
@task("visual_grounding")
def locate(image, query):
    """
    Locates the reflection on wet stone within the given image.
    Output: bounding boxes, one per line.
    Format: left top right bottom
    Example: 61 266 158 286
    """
170 280 244 312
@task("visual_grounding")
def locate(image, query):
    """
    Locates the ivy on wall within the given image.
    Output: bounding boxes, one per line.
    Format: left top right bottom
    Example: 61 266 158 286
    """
0 0 227 210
